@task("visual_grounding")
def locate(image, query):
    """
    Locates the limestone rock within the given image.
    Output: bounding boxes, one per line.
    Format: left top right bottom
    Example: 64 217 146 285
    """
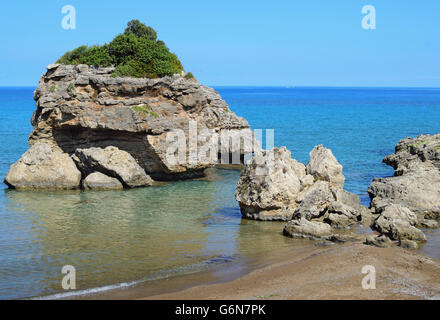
368 162 440 220
372 205 426 242
367 135 440 246
399 239 418 250
324 189 368 228
382 134 440 174
417 219 439 229
368 134 440 220
12 63 256 185
236 145 367 223
306 145 345 189
235 147 307 221
293 181 333 220
83 172 123 190
365 234 394 248
4 142 81 190
74 146 153 188
283 218 332 240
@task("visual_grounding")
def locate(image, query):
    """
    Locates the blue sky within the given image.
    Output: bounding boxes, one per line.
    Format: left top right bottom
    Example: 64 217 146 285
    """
0 0 439 87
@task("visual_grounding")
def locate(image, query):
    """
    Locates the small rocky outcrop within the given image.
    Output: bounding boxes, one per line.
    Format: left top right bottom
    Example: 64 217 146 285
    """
73 146 153 188
4 142 81 190
83 172 123 190
5 64 256 190
236 145 371 241
368 134 440 219
366 134 440 248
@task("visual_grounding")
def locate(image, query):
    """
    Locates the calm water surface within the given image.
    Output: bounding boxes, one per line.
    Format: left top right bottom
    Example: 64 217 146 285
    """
0 87 439 299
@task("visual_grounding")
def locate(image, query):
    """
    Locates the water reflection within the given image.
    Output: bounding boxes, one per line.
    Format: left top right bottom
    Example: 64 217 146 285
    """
1 173 226 299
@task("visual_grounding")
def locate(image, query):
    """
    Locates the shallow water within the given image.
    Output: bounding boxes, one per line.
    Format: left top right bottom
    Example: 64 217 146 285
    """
0 87 439 299
1 169 302 299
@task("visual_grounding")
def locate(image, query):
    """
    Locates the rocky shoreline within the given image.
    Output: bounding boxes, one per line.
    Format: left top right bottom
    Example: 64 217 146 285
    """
3 64 439 251
235 134 440 250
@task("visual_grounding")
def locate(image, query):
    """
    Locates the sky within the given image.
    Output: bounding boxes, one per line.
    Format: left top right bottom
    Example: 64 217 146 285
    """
0 0 439 87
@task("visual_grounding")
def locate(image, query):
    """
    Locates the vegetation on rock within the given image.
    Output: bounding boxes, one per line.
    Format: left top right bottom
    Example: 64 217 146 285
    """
131 105 159 118
56 20 185 78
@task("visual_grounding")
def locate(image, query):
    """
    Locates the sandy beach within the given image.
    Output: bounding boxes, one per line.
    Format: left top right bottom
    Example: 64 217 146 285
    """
142 243 440 300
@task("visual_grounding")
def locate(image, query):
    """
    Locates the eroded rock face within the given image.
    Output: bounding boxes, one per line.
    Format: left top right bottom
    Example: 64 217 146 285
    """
325 189 370 228
372 204 426 242
235 147 310 221
73 146 153 188
306 145 345 189
293 181 333 221
368 134 440 220
4 142 81 190
83 172 123 190
366 134 440 248
4 63 256 189
235 145 369 229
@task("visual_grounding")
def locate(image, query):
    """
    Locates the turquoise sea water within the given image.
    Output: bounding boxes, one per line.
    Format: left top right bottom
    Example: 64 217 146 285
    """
0 87 439 299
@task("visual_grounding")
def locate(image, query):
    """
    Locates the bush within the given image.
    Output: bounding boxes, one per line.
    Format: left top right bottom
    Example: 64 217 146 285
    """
124 19 157 41
56 20 184 78
57 45 88 65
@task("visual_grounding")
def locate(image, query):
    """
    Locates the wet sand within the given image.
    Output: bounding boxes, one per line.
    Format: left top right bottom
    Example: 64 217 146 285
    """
141 243 440 300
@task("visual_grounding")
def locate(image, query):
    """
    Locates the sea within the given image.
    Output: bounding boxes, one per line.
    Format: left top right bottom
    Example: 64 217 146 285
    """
0 86 439 299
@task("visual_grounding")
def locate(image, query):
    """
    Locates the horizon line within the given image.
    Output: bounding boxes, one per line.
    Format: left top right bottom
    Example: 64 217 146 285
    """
1 85 440 90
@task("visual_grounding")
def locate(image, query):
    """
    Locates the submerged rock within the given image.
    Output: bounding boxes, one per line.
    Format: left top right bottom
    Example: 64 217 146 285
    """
82 172 123 190
4 142 81 190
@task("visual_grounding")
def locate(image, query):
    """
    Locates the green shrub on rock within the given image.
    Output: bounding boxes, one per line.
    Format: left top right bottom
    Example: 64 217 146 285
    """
185 72 195 79
56 20 185 78
124 19 157 41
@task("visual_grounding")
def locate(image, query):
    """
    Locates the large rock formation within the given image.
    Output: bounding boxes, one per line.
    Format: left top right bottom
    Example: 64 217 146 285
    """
5 64 256 189
235 146 371 237
366 134 440 248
